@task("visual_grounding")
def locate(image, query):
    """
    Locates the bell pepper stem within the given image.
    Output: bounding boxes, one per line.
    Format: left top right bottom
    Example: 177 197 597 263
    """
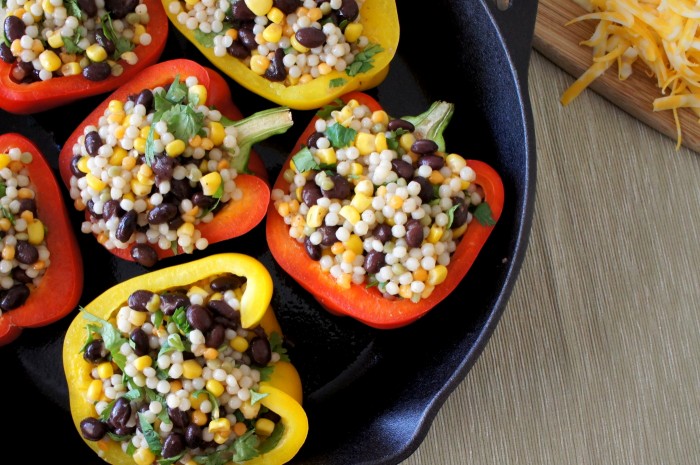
402 101 454 152
233 107 294 173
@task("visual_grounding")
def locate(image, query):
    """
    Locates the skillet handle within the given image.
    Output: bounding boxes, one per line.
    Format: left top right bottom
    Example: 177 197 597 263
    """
483 0 538 82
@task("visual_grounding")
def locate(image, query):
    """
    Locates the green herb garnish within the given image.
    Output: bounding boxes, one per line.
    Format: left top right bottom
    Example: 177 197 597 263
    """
329 77 347 88
325 122 356 148
101 13 134 58
316 98 344 119
346 43 383 77
473 202 496 226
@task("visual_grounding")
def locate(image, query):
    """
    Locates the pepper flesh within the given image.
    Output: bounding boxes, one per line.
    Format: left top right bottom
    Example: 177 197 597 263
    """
0 134 83 345
62 253 308 465
266 91 505 329
58 59 291 263
0 0 168 115
161 0 399 110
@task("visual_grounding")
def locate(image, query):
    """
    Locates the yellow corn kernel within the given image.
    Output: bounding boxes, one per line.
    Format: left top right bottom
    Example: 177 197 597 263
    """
200 171 222 196
139 126 151 139
86 173 107 191
306 204 327 228
27 219 45 245
354 132 376 156
375 132 388 152
452 222 468 239
339 205 361 225
112 126 125 141
350 192 372 212
86 44 107 62
427 225 444 244
262 22 283 43
399 132 416 152
39 50 61 72
233 421 248 437
317 62 332 75
255 418 276 436
108 99 123 113
192 409 208 426
10 39 21 56
399 283 413 299
187 285 208 299
330 241 344 255
250 54 270 75
97 362 114 379
177 222 195 238
42 0 54 13
290 35 309 53
206 379 225 397
108 111 125 124
130 179 150 196
31 39 44 54
86 379 103 401
129 309 149 326
209 121 225 146
182 359 203 379
428 170 445 185
208 417 231 434
388 194 403 209
239 401 261 419
428 265 448 286
244 0 272 15
344 234 363 255
354 179 373 197
0 154 10 169
344 22 363 42
298 73 313 85
336 273 352 289
133 447 156 465
133 355 152 371
316 147 336 165
203 347 219 360
266 6 284 23
47 31 64 49
184 0 197 5
109 147 128 166
74 156 89 174
200 137 214 151
132 24 146 44
226 28 238 40
371 110 389 125
61 61 82 76
165 139 186 157
121 156 137 171
446 153 467 172
230 335 249 352
188 84 208 106
2 245 15 260
133 137 147 154
214 431 231 444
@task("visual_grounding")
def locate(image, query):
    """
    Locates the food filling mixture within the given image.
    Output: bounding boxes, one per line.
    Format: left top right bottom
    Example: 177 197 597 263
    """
1 0 152 83
271 99 495 303
169 0 380 85
77 273 290 464
67 74 277 266
0 146 50 314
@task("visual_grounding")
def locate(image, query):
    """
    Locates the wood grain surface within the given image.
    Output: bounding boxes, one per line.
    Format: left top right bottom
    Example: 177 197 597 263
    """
533 0 700 153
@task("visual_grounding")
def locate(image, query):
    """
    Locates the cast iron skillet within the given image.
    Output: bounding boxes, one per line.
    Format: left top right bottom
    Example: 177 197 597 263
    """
0 0 537 463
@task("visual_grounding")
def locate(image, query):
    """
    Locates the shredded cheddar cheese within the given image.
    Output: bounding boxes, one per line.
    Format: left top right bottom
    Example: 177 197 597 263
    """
562 0 700 149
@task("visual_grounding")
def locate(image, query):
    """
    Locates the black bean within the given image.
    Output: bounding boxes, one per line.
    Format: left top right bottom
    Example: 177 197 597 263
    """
451 197 469 229
77 0 98 16
70 156 85 178
338 0 359 22
391 158 414 180
227 40 250 59
4 16 25 42
191 192 216 210
86 199 101 220
372 223 392 243
274 0 299 14
248 336 272 366
169 178 193 200
17 198 37 216
207 299 239 321
364 250 385 274
186 304 213 332
405 219 424 248
317 225 339 246
103 199 122 219
231 0 256 21
128 289 154 312
109 397 131 429
80 418 108 441
111 424 136 436
105 0 139 18
238 27 258 51
151 155 175 182
301 182 323 206
295 27 326 48
205 324 226 348
147 203 178 225
411 139 439 155
0 43 14 64
162 433 186 458
168 216 184 231
414 176 434 204
160 292 190 316
12 267 32 284
210 275 245 292
85 131 102 156
306 131 324 148
115 210 137 242
264 47 286 82
0 284 29 310
83 62 111 81
304 237 321 260
135 89 154 111
167 407 190 429
130 328 150 356
131 244 159 267
185 424 203 449
83 339 108 363
322 174 351 199
417 154 445 170
387 118 415 132
95 29 115 55
15 240 38 264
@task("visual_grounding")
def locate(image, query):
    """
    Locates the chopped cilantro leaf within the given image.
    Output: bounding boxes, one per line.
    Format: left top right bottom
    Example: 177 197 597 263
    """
258 423 284 454
316 98 344 119
138 413 163 454
446 204 459 229
268 332 289 362
64 0 83 20
473 202 496 226
325 122 356 148
249 389 269 406
291 147 317 172
329 77 347 88
194 27 230 48
346 43 383 77
160 104 205 142
230 430 261 462
0 181 5 198
62 32 84 54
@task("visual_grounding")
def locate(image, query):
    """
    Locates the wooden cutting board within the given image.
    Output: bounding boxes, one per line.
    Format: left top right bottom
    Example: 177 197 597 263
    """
533 0 700 153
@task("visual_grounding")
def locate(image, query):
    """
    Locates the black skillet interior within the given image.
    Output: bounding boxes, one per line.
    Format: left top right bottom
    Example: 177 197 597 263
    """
0 0 537 464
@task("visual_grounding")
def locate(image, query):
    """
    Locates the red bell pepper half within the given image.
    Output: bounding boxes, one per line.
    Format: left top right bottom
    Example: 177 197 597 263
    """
0 0 168 115
266 91 505 329
58 59 279 264
0 133 83 345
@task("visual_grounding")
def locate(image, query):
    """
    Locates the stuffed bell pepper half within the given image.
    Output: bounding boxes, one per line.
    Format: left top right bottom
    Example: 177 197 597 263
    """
63 253 308 465
267 92 504 329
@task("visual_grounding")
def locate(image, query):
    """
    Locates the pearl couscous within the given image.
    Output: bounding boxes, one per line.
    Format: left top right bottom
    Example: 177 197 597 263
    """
271 99 495 303
0 0 152 83
168 0 380 86
0 146 50 315
78 273 291 464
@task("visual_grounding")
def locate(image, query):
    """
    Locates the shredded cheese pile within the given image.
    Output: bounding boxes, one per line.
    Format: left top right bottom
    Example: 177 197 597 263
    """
562 0 700 149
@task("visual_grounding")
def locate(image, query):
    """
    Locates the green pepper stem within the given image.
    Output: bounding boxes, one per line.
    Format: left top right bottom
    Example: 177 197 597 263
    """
401 101 454 152
233 106 294 173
